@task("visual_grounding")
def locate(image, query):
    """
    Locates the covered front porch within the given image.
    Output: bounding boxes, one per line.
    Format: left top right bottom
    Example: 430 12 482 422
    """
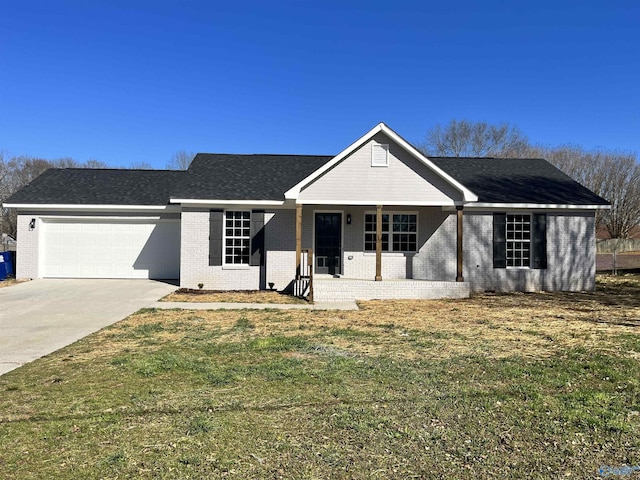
293 204 469 302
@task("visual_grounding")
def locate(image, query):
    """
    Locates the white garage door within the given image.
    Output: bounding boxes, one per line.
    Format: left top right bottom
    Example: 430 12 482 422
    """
42 219 180 279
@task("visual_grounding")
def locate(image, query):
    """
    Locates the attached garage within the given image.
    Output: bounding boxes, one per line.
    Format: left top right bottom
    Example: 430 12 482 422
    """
41 218 180 279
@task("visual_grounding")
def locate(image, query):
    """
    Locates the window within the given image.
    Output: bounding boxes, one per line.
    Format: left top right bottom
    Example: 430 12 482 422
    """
506 214 531 267
224 211 250 265
364 212 417 252
371 143 389 167
365 214 389 251
493 213 547 269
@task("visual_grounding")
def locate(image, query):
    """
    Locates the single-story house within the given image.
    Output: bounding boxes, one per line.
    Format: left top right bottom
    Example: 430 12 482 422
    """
3 123 609 301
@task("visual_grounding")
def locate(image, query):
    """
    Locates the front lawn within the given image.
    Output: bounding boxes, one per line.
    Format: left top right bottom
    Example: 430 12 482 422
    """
1 274 639 479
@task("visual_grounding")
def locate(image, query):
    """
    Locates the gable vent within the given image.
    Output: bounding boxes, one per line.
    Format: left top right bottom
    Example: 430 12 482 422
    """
371 143 389 167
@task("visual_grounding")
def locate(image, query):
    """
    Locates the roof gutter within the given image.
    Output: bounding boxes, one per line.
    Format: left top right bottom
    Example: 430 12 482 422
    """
2 203 178 211
170 199 285 206
463 202 611 210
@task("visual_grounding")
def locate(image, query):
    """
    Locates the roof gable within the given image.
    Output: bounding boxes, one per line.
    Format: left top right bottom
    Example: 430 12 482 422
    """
297 132 465 205
285 123 478 203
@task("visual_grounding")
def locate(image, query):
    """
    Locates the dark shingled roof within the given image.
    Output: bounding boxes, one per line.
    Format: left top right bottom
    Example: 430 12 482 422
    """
430 157 610 205
4 168 185 205
4 154 609 208
174 154 333 201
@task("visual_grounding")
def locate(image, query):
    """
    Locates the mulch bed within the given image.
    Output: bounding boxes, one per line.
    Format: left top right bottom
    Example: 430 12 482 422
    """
161 288 306 304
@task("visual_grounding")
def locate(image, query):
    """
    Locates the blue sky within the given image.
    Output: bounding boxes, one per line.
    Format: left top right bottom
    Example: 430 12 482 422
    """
1 0 638 169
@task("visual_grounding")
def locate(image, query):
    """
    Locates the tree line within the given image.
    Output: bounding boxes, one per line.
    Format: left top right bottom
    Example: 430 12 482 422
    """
0 150 194 237
419 120 640 240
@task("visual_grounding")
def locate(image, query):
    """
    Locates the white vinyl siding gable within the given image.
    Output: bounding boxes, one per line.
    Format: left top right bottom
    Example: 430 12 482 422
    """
297 133 462 205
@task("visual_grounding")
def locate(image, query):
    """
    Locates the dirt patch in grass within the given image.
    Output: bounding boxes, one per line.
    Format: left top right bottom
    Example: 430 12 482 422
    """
161 289 306 304
0 277 27 289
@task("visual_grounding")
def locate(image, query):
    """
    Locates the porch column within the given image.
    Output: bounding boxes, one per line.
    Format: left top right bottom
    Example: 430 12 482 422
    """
456 205 464 282
296 204 302 279
375 204 382 281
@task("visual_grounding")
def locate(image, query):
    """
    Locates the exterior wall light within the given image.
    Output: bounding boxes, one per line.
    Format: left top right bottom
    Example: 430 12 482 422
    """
346 214 352 225
29 218 36 230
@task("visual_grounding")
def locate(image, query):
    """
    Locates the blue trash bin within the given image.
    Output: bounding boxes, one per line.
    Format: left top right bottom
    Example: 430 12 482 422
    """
0 251 14 279
0 253 7 281
2 251 15 276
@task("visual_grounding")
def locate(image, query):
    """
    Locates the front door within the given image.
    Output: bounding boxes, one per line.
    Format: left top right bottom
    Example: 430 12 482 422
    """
315 212 342 275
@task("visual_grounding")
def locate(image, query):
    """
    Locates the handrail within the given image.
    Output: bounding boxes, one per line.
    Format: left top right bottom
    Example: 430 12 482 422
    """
294 248 313 302
306 248 313 303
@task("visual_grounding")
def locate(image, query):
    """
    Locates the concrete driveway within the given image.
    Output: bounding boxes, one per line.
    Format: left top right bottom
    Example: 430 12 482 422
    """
0 279 177 376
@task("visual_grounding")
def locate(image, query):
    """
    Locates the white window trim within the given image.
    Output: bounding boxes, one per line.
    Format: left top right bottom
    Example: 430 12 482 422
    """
223 210 251 267
371 143 389 167
363 210 418 253
505 212 532 269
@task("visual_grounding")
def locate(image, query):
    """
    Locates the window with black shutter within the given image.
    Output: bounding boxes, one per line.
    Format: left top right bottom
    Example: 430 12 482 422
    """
493 213 547 269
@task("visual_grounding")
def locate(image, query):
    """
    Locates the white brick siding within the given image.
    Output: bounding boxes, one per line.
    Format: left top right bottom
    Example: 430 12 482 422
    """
463 211 596 292
314 279 470 302
265 210 297 291
15 214 39 279
14 206 596 295
180 208 261 290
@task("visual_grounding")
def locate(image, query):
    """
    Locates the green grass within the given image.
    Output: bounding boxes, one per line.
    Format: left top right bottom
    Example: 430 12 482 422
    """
1 276 639 479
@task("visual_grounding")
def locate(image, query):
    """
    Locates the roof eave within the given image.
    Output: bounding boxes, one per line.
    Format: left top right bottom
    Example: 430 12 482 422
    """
2 203 177 211
170 198 285 206
295 199 458 206
464 202 611 210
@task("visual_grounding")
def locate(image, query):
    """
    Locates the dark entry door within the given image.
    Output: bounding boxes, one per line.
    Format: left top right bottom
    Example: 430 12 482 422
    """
315 213 342 275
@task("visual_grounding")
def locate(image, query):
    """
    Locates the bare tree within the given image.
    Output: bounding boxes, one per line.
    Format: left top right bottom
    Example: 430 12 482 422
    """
83 159 109 169
128 161 154 170
0 152 10 236
0 154 109 237
418 119 529 157
524 144 640 240
166 150 194 170
587 153 640 239
0 155 52 236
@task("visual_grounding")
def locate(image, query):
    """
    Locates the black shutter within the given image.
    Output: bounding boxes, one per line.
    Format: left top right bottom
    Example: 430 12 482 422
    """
209 209 223 266
493 213 507 268
250 210 265 266
532 213 547 269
